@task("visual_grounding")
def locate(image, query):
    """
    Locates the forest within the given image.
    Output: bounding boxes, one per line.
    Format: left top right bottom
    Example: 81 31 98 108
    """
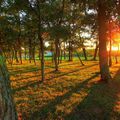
1 0 120 120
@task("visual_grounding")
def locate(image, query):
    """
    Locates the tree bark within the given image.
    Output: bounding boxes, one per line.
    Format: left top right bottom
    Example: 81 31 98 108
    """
24 46 27 60
93 42 98 61
51 43 54 63
68 41 73 61
75 50 84 66
63 42 66 60
14 46 19 64
54 39 59 71
18 49 22 64
82 47 87 60
109 20 112 67
36 0 45 82
18 39 22 64
29 39 32 63
98 0 111 82
60 50 63 63
0 52 17 120
32 43 36 65
39 36 45 81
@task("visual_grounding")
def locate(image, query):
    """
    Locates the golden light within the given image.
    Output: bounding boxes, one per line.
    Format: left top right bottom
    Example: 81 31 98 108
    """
112 46 118 51
108 31 120 52
112 31 120 42
107 45 119 51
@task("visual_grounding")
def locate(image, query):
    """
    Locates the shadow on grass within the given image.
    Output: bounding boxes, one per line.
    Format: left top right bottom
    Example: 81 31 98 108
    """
10 62 83 76
24 73 99 120
65 69 120 120
59 61 82 67
10 65 54 76
10 60 82 76
12 63 98 94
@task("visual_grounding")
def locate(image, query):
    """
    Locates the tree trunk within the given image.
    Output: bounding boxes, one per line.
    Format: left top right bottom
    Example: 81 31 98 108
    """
64 42 66 60
32 45 36 65
38 47 41 61
29 39 32 63
93 42 98 61
0 52 17 120
24 46 27 60
39 36 45 81
60 50 63 63
98 0 111 82
51 43 54 63
14 46 19 63
109 20 112 67
68 41 73 61
115 45 119 64
36 0 45 82
54 39 59 71
82 47 87 60
75 50 84 66
18 49 22 64
58 41 60 65
18 39 22 64
32 44 36 65
10 49 14 66
115 55 118 64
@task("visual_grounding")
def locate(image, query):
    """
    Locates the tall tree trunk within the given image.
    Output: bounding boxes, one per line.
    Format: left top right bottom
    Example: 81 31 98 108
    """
24 46 27 60
39 36 45 81
98 0 111 82
29 39 32 63
18 49 22 64
32 44 36 65
109 20 112 67
115 45 119 64
82 47 87 60
60 50 63 63
75 50 84 66
68 41 73 61
0 51 17 120
14 46 19 63
64 42 66 60
51 43 54 63
28 0 45 81
18 39 22 64
54 39 59 71
38 47 41 61
93 42 98 60
58 41 60 64
36 0 45 81
11 49 14 66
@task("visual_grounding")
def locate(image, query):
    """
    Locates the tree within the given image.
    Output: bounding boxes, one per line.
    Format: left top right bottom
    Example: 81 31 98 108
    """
0 50 17 120
98 0 111 82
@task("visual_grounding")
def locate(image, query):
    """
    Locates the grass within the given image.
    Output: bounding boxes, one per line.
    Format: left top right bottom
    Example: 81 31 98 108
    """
8 60 120 120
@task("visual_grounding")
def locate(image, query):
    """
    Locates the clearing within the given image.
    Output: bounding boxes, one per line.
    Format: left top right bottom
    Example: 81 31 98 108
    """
8 60 120 120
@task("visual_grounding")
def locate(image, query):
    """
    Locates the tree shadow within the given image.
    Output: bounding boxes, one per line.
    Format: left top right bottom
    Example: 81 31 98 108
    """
9 65 54 76
65 69 120 120
12 63 98 94
9 61 83 76
59 62 82 67
24 73 99 120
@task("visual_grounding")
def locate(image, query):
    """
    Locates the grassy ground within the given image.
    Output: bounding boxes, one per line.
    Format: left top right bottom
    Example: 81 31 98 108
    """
8 60 120 120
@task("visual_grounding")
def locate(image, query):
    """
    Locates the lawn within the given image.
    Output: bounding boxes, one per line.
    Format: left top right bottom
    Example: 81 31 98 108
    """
8 60 120 120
